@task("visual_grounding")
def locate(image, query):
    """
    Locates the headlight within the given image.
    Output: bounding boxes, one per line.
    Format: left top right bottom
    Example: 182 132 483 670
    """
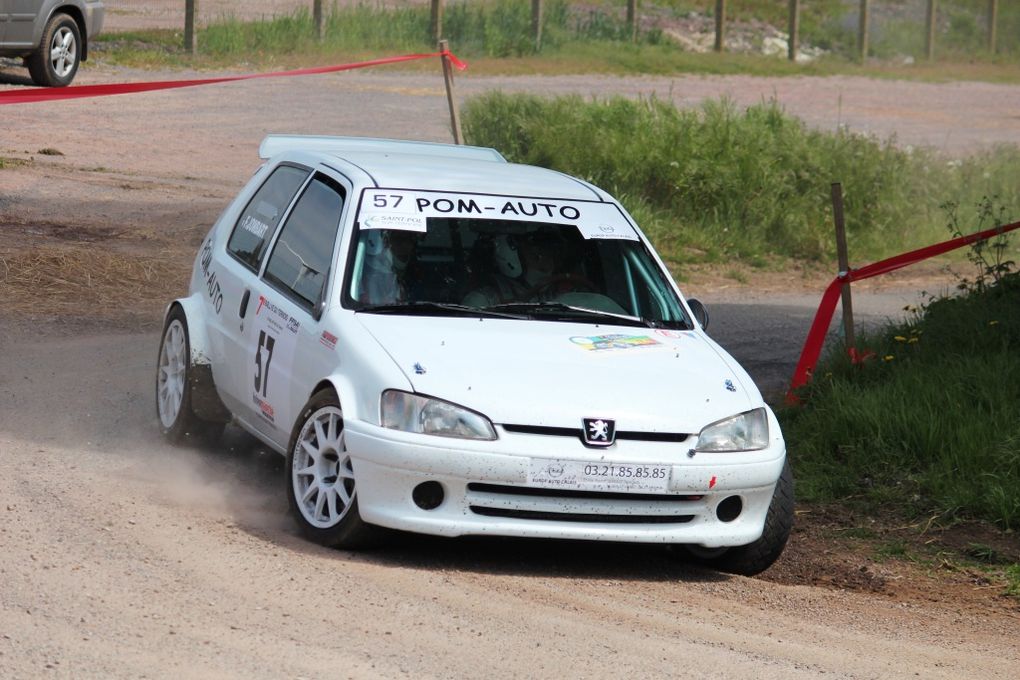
381 390 497 440
694 408 769 452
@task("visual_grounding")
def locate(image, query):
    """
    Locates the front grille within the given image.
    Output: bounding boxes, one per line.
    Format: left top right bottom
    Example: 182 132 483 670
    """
469 506 693 524
501 424 689 443
465 482 702 525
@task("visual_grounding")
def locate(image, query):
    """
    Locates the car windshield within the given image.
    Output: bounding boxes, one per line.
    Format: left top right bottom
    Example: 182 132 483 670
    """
343 193 690 328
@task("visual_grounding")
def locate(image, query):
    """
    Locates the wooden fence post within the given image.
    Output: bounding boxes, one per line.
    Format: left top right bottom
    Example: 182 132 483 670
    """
532 0 543 51
788 0 799 62
987 0 998 54
858 0 869 61
831 183 856 350
313 0 324 40
714 0 726 52
627 0 638 43
184 0 197 54
439 40 463 145
925 0 937 61
430 0 444 42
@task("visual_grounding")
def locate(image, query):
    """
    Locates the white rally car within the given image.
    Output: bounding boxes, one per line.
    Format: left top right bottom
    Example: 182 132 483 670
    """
156 136 793 575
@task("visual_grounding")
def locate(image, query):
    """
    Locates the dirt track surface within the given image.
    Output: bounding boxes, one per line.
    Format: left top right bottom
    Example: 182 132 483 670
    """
2 63 1020 677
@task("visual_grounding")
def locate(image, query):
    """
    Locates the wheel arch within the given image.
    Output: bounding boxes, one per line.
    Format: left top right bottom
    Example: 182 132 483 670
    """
164 296 231 423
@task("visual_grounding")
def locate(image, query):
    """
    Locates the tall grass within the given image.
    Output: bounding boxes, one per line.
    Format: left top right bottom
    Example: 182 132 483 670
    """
462 92 1020 264
781 262 1020 529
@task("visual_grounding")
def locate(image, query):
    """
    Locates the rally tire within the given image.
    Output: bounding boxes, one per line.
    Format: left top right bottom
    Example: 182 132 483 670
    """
684 459 795 576
286 389 379 548
28 13 81 87
155 306 222 445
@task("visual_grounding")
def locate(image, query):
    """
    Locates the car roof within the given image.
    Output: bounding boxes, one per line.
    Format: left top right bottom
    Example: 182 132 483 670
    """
260 135 607 201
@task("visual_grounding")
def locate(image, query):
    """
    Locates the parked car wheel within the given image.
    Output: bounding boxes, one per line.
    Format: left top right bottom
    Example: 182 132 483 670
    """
28 13 81 87
156 307 222 444
682 459 795 576
287 389 378 547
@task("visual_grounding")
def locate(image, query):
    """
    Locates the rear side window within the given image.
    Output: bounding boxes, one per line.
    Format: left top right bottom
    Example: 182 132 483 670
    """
227 164 310 271
263 175 346 312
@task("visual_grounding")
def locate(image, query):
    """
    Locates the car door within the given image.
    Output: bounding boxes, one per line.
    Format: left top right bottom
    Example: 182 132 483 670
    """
3 0 42 47
240 171 348 449
207 162 311 418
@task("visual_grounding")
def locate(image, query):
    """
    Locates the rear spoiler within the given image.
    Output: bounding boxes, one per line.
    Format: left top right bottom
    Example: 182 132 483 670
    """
258 135 507 163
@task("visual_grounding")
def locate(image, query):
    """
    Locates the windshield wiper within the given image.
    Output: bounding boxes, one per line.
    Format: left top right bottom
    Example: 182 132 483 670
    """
358 301 528 320
486 302 662 328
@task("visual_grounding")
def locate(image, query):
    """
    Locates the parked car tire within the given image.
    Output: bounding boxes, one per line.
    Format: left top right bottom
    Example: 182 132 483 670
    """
156 306 222 444
682 459 795 576
28 13 81 87
287 389 379 547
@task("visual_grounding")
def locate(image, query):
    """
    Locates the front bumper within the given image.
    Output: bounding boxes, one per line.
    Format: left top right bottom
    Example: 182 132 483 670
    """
344 419 786 548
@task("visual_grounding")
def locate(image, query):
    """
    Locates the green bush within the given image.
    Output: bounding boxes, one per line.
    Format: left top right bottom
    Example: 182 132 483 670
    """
782 262 1020 529
462 92 1020 264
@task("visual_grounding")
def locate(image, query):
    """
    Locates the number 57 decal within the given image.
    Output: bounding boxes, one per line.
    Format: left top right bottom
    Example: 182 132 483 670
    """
254 330 276 397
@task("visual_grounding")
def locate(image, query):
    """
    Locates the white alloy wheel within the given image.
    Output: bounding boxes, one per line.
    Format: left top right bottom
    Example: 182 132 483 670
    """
49 26 77 79
157 319 188 429
291 406 356 529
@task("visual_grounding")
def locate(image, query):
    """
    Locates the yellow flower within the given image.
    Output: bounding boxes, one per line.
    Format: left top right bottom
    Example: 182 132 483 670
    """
908 337 919 344
894 335 907 342
989 320 1000 326
883 355 895 362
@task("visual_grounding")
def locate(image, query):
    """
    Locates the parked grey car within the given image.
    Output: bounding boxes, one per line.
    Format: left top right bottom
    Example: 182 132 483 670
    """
0 1 104 86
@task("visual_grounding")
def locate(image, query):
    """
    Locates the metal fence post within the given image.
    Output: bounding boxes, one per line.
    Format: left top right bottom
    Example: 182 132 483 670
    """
925 0 937 61
831 183 856 351
987 0 998 54
788 0 800 62
714 0 726 52
532 0 543 51
627 0 638 43
184 0 197 54
858 0 869 61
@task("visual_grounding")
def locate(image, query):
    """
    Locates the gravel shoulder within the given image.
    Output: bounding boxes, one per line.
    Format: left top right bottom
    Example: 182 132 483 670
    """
2 62 1019 678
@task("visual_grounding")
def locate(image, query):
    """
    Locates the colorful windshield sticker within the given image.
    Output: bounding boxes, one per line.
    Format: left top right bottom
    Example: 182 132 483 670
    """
359 189 638 240
570 334 661 352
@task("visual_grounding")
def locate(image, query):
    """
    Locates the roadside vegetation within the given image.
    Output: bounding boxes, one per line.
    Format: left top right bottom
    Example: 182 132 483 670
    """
779 214 1018 594
94 1 1020 83
461 92 1020 266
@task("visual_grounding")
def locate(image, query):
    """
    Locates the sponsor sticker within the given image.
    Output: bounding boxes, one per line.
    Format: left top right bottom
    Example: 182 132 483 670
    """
570 334 661 352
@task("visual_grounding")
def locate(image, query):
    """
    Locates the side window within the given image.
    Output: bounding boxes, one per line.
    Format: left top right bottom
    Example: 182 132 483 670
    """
263 175 346 312
227 164 310 271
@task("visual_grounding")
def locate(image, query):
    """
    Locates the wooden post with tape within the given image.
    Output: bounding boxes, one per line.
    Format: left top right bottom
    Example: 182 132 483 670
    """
831 182 856 350
788 0 800 62
313 0 324 40
858 0 870 62
430 0 444 43
439 40 463 145
184 0 197 54
714 0 726 52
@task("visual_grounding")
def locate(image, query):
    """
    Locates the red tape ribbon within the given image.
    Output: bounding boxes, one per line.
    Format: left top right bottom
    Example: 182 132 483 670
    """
0 50 466 106
787 219 1020 403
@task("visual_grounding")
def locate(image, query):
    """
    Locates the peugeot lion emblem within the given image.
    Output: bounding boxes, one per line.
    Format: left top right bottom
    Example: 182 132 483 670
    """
582 418 616 447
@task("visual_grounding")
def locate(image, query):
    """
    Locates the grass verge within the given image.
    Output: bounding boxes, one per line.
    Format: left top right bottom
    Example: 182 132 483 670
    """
461 92 1020 266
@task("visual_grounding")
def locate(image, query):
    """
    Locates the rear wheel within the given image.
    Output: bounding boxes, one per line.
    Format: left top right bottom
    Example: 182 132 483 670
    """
28 13 81 87
286 389 378 548
682 459 794 576
156 307 222 444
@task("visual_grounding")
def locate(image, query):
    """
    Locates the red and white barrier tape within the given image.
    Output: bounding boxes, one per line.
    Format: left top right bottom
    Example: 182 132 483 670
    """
0 50 466 106
787 219 1020 403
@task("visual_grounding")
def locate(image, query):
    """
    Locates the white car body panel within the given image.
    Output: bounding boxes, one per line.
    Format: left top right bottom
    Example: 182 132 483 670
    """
166 136 787 549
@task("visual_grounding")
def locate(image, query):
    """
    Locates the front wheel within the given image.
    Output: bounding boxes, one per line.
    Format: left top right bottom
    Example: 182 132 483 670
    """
28 13 81 87
681 459 795 576
286 389 378 548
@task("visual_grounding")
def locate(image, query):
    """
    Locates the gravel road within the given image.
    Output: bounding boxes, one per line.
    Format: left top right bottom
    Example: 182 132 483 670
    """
2 62 1019 678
